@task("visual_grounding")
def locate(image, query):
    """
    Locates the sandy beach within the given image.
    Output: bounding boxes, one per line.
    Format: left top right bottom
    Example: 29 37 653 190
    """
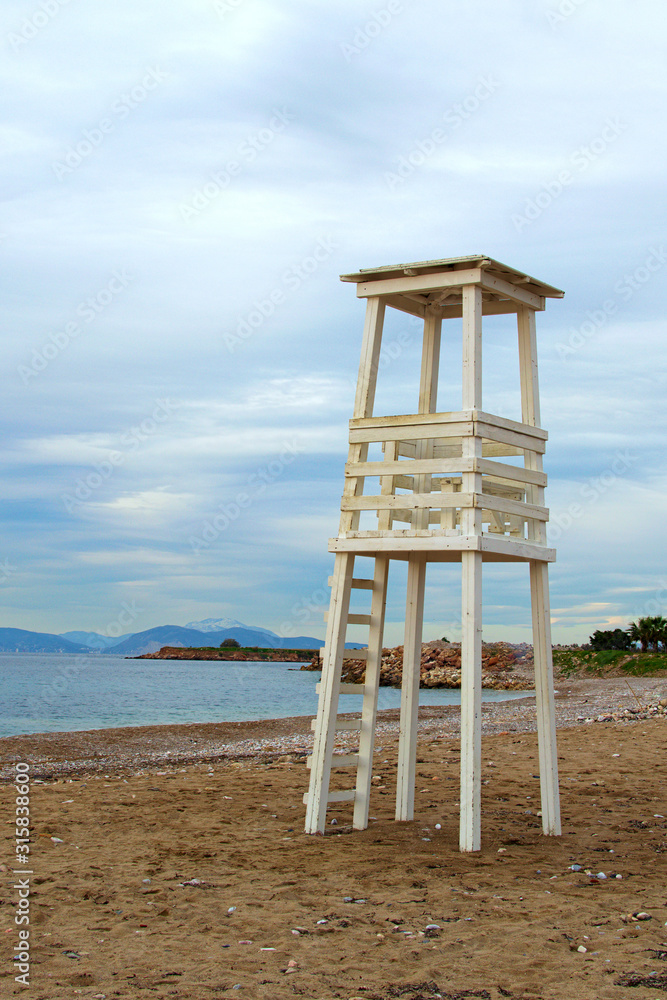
1 676 666 999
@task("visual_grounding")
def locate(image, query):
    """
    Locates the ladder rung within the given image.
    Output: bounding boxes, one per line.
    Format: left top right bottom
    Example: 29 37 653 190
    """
328 789 357 803
317 649 368 663
327 576 374 590
303 789 356 805
310 718 362 732
306 753 359 769
316 682 365 695
323 612 372 626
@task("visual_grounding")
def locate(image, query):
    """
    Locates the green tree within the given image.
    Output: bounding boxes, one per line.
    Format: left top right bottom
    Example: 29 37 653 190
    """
220 637 241 648
589 628 632 651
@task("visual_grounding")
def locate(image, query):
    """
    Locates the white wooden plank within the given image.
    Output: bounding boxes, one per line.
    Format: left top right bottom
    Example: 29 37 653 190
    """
462 284 482 411
476 458 547 487
322 612 371 626
328 789 357 802
341 492 548 520
303 789 356 804
460 549 482 851
304 552 354 834
310 717 363 732
355 267 483 298
350 409 547 438
345 456 547 487
349 420 472 444
478 272 544 310
353 296 386 419
396 553 426 821
306 753 359 768
354 556 389 830
316 681 365 694
530 560 561 836
330 533 557 562
327 576 374 589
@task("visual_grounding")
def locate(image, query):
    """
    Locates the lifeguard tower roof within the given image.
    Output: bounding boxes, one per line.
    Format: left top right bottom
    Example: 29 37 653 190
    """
340 255 563 315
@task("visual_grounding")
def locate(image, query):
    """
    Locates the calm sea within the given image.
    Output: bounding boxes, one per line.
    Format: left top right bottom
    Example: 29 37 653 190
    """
1 653 531 738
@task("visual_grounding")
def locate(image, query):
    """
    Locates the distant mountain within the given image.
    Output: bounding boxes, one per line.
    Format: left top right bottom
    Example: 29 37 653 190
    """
185 617 279 640
59 630 132 649
1 622 365 656
107 625 365 656
0 628 91 654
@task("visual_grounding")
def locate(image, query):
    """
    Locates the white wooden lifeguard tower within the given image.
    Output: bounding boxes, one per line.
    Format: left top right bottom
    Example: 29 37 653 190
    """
303 255 564 851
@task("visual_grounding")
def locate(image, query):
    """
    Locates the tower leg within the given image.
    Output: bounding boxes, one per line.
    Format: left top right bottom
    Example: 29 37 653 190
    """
305 552 354 834
396 553 426 821
530 559 561 835
353 556 389 829
460 550 482 851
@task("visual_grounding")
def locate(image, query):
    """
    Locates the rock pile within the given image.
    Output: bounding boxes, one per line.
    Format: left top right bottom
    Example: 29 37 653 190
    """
302 641 534 690
579 699 667 724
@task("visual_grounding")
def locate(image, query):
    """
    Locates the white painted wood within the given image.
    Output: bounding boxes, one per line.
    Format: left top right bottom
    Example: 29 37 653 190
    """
396 553 426 820
310 717 362 732
478 272 544 310
356 267 483 298
306 255 561 852
302 789 356 804
323 612 371 625
341 492 548 521
350 409 547 438
316 681 365 693
329 533 557 562
353 296 386 419
530 560 561 835
462 284 482 411
460 549 483 851
306 753 359 768
346 457 547 487
327 576 374 589
355 268 544 310
354 556 389 829
304 552 354 833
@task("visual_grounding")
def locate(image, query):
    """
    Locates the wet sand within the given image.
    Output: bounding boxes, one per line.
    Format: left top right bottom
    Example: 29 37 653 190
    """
1 677 666 999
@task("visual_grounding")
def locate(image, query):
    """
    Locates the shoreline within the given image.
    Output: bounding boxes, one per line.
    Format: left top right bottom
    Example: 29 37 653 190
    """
1 676 664 781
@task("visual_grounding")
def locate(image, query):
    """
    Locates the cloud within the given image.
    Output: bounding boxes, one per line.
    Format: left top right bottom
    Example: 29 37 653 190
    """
0 0 665 641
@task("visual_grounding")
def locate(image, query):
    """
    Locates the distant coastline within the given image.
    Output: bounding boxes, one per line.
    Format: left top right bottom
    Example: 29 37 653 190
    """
131 645 317 662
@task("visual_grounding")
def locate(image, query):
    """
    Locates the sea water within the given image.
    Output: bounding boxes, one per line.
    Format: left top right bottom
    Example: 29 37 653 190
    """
1 653 531 738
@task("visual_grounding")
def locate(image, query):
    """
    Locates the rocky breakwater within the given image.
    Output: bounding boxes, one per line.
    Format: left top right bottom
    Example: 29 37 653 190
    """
301 641 534 690
135 646 316 662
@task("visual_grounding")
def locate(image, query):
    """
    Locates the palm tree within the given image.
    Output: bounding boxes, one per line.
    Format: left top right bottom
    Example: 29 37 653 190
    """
627 617 653 652
646 615 667 652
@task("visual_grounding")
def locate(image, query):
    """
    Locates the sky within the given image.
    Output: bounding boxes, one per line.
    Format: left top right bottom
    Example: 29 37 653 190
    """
1 0 666 646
